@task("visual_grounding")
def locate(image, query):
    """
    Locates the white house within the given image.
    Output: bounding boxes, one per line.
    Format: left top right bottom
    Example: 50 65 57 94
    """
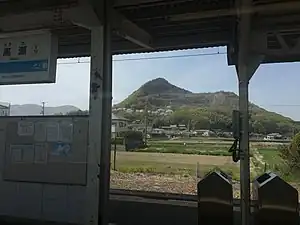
111 114 130 136
0 102 10 116
264 133 282 141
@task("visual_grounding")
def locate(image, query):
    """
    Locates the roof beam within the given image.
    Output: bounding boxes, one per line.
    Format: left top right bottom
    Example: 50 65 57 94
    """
0 1 153 50
111 11 153 49
170 1 300 22
90 0 153 50
114 0 163 7
114 0 192 8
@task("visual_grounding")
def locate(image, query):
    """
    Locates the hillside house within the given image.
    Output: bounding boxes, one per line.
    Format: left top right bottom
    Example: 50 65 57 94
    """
264 133 283 140
112 114 130 136
151 128 165 135
202 130 216 137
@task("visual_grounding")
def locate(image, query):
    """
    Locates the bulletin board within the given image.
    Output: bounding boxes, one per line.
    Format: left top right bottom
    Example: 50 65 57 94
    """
0 116 88 185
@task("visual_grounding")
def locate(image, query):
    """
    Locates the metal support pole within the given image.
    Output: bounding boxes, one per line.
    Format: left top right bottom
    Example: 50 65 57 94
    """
236 52 262 225
238 66 251 225
85 1 112 224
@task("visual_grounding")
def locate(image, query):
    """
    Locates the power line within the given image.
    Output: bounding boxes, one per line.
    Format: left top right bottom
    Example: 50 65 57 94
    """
261 104 300 107
57 51 226 65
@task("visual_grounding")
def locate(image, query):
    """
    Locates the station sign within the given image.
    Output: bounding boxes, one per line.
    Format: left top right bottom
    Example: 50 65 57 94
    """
0 30 58 85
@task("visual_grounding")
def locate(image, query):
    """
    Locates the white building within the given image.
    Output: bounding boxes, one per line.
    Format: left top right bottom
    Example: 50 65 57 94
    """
0 102 10 116
111 114 130 136
264 133 282 140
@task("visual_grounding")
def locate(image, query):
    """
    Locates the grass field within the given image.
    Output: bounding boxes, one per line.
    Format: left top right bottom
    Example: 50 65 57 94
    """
110 137 299 195
111 138 287 179
258 148 282 167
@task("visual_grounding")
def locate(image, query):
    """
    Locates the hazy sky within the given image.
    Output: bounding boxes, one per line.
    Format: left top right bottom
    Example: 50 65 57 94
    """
1 47 300 120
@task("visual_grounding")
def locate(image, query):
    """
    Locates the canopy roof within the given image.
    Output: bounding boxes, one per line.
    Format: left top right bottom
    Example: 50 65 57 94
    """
0 0 300 64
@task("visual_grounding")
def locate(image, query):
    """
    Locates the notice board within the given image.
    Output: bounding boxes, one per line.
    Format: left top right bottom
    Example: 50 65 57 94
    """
0 116 88 185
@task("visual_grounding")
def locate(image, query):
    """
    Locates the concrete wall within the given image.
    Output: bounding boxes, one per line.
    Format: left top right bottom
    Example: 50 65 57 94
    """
0 116 88 224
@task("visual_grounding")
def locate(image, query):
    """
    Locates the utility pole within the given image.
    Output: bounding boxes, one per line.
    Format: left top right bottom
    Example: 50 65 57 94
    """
41 101 46 116
8 103 11 116
144 97 149 145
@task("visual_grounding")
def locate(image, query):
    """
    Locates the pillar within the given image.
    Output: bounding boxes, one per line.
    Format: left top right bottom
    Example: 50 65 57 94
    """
85 1 112 225
237 63 251 225
236 55 263 225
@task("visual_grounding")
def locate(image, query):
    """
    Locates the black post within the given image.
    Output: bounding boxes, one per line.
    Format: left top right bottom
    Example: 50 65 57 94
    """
113 136 117 170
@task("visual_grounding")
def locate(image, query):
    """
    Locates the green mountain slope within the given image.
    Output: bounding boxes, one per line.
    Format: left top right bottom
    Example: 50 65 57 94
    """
116 78 298 135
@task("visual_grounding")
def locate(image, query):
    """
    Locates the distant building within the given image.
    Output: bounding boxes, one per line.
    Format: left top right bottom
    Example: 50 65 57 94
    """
202 130 215 137
0 102 10 116
264 133 282 140
111 114 130 136
151 128 165 135
128 123 145 132
126 109 134 113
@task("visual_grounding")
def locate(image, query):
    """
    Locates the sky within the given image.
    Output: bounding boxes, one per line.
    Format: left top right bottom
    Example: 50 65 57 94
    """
1 47 300 120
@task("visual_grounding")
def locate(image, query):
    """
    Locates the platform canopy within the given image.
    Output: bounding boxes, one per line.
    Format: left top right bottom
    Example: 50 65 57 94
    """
1 0 300 64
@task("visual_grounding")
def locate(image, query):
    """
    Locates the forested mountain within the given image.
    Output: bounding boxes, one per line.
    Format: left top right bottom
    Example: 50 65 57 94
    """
115 78 298 135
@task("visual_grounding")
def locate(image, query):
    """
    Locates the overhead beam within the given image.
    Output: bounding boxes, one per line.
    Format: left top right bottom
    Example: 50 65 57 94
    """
89 0 153 50
0 1 153 50
170 1 300 22
111 11 153 49
114 0 164 7
114 0 193 7
250 31 300 56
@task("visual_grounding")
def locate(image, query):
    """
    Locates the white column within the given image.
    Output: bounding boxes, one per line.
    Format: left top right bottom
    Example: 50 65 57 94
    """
85 2 112 223
85 26 104 225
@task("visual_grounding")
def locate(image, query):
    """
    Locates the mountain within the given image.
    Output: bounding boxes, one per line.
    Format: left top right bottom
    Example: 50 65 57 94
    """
117 78 256 110
9 104 80 116
116 78 298 135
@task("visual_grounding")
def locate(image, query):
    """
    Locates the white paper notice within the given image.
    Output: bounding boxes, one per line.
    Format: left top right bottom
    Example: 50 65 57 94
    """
17 121 34 136
34 143 47 163
10 145 23 163
22 145 34 163
10 144 34 163
46 122 59 142
34 122 46 142
59 121 73 143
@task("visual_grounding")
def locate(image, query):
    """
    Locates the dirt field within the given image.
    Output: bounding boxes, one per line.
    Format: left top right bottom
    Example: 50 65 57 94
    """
110 171 300 199
111 151 241 197
110 171 241 198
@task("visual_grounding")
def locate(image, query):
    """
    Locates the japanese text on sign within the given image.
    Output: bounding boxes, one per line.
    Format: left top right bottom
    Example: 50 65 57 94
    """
0 31 57 85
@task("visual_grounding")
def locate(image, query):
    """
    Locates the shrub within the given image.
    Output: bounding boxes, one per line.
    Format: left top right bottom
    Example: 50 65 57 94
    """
279 132 300 171
111 137 124 145
122 130 143 140
122 131 145 151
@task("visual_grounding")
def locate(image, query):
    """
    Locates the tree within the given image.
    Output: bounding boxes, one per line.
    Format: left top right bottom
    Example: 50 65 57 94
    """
279 132 300 171
67 110 89 116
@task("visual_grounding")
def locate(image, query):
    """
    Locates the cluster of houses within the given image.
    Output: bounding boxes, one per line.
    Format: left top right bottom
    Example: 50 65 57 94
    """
0 102 288 141
112 106 174 117
111 113 288 141
110 113 227 138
